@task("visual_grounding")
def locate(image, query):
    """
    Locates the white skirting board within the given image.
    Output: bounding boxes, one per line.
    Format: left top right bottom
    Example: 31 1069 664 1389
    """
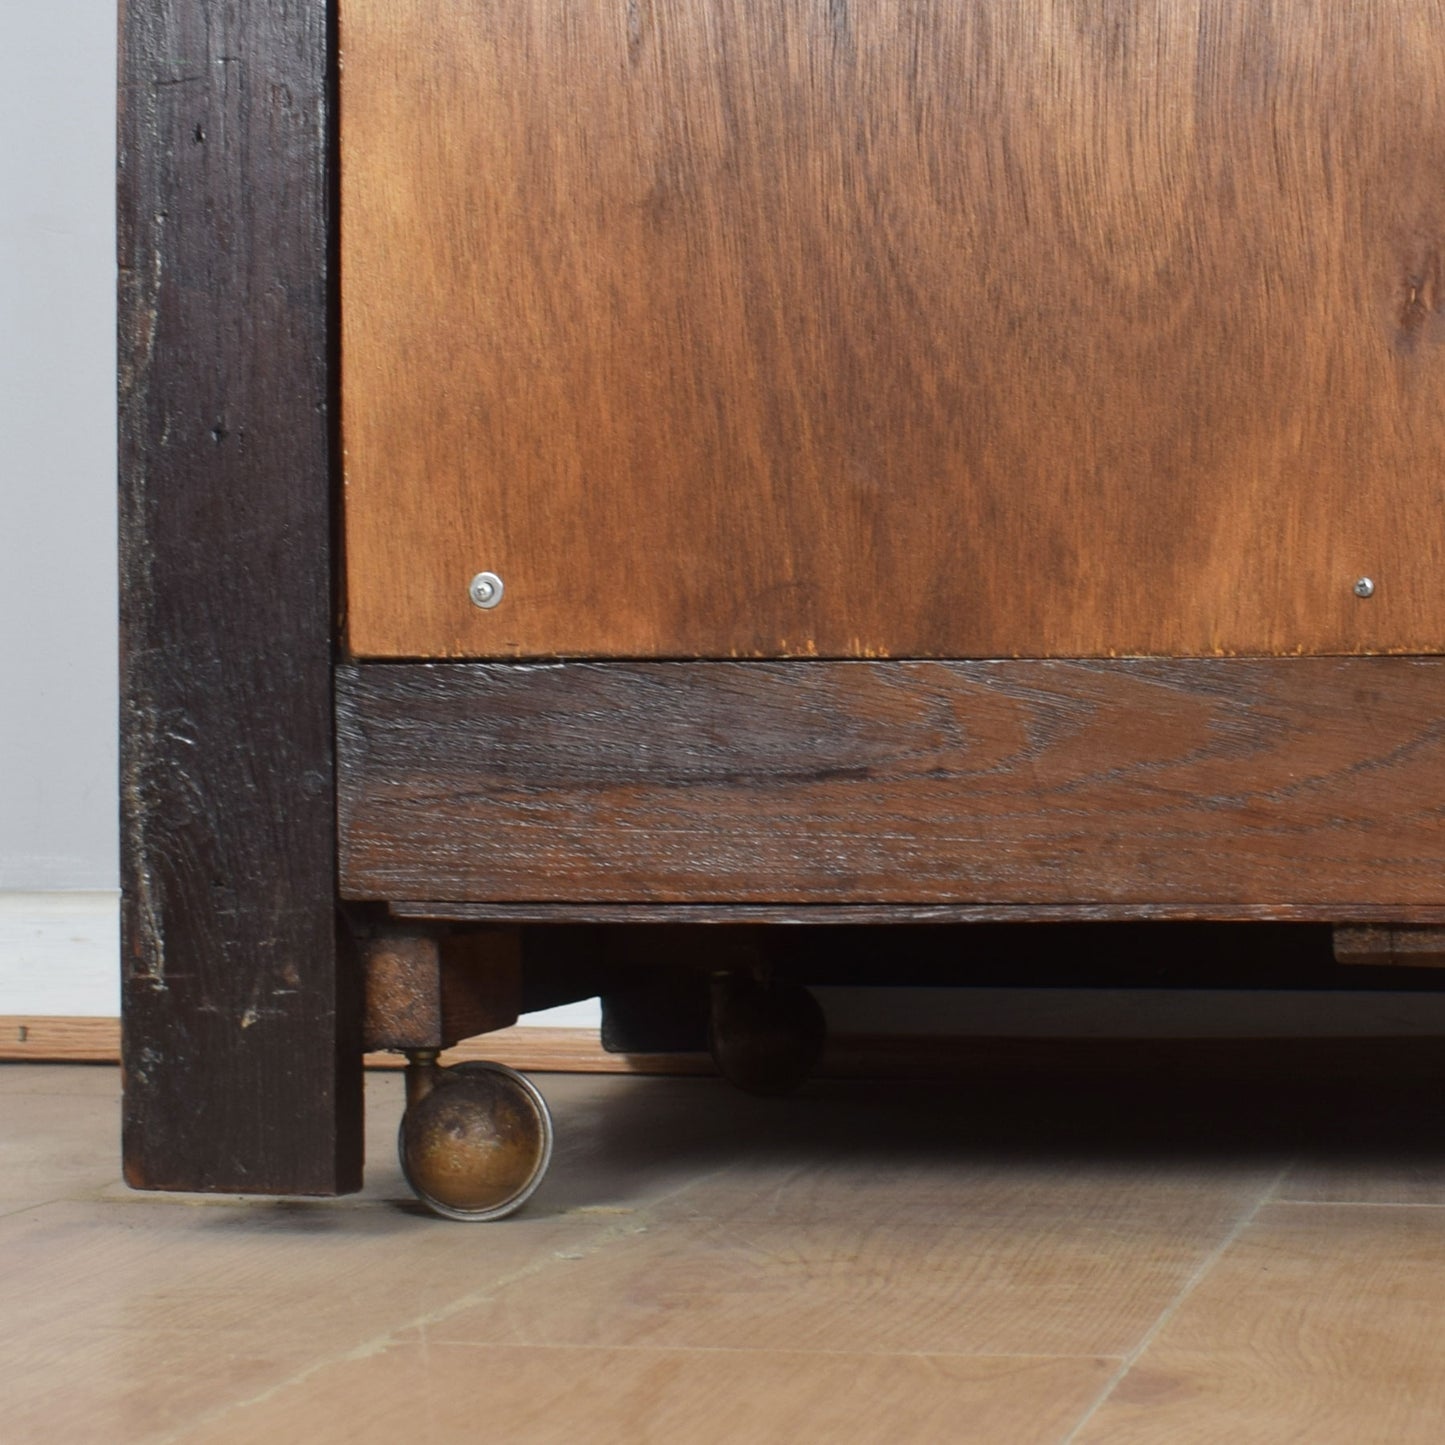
0 892 120 1016
5 891 1445 1038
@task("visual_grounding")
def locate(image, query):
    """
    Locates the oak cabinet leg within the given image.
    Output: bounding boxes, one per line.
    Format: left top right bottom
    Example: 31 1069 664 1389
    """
121 909 363 1197
118 0 361 1191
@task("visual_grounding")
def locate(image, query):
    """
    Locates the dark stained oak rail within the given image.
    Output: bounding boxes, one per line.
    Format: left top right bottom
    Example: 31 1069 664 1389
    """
390 904 1445 926
338 659 1445 909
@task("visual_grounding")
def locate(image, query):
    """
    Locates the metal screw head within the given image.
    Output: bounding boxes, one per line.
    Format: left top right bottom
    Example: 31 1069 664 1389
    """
1353 577 1375 599
468 571 504 609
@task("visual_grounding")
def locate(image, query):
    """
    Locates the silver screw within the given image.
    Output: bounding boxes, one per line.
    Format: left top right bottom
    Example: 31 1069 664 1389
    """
468 571 504 609
1353 577 1375 599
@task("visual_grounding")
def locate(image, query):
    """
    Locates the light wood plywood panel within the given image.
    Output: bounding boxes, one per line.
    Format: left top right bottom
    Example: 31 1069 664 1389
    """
342 0 1445 659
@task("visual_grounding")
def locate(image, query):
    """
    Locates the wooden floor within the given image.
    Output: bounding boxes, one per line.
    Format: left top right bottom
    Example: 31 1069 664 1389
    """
6 1044 1445 1441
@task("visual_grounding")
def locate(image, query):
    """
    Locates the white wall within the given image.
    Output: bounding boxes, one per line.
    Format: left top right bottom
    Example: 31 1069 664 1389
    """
1 0 118 895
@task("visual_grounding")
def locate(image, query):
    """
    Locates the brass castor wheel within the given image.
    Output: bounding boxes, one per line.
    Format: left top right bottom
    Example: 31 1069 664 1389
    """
399 1057 554 1221
709 974 826 1097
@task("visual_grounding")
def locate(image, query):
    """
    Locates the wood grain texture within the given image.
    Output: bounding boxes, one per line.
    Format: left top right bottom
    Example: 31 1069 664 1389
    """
119 0 362 1192
0 1018 124 1064
393 903 1445 926
360 928 521 1050
424 1154 1271 1360
1075 1204 1445 1443
187 1345 1113 1445
13 1067 1445 1442
1333 924 1445 967
337 658 1445 906
342 0 1445 660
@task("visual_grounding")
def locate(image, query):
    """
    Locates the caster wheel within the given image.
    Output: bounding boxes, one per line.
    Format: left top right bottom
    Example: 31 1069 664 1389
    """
709 975 826 1097
399 1061 554 1221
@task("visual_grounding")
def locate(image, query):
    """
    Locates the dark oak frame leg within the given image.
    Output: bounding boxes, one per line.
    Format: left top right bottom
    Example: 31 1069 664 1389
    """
118 0 362 1193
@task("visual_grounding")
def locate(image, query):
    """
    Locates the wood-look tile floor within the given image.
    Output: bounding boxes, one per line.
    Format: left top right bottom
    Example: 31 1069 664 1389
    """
5 1044 1445 1442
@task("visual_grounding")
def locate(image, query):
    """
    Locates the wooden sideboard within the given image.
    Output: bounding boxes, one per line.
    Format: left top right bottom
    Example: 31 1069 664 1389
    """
121 0 1445 1214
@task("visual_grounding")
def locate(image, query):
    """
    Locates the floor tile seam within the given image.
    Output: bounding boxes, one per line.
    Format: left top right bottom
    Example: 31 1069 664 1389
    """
0 1197 70 1225
420 1339 1126 1364
144 1156 748 1445
1270 1197 1445 1211
1055 1157 1291 1445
